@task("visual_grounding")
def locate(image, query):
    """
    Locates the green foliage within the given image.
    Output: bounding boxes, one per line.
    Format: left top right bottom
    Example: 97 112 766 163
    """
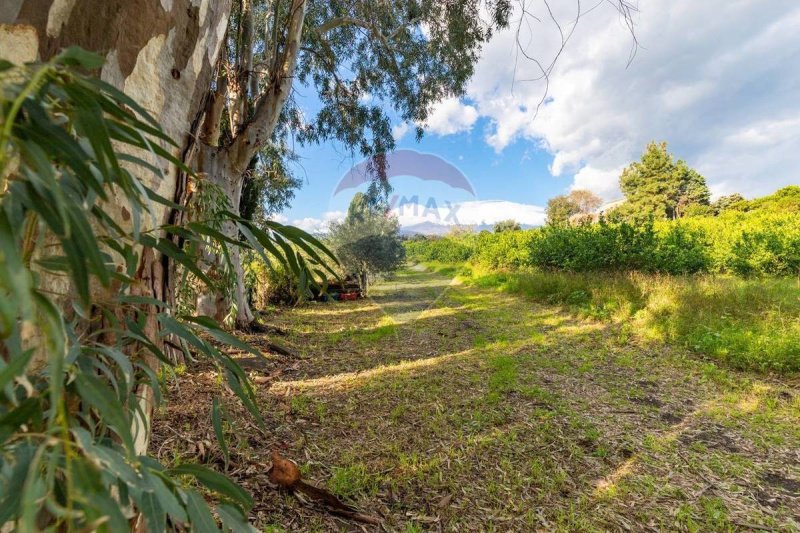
0 50 335 530
287 2 512 187
712 193 746 213
678 211 800 276
328 193 405 285
473 230 538 270
720 186 800 214
569 189 603 213
245 252 299 306
239 142 302 224
405 208 800 277
531 222 710 274
493 219 521 232
546 195 579 225
464 268 800 373
403 235 475 263
619 141 710 220
545 189 602 225
682 203 715 218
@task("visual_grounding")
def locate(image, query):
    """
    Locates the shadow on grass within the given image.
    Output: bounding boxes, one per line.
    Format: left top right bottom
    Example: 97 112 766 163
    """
162 264 800 531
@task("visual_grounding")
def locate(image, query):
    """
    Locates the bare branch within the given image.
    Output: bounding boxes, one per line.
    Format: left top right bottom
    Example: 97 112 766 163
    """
509 0 638 122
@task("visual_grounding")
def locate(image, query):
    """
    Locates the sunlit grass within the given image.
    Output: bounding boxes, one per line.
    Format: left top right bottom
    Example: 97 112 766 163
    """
455 263 800 373
162 263 800 531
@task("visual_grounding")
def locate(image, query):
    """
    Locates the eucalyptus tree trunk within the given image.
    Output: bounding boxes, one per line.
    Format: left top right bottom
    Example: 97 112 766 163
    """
1 0 232 454
194 0 308 328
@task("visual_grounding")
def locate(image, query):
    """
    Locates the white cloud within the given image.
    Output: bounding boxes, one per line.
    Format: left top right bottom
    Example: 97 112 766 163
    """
271 213 289 224
421 97 478 136
392 122 410 141
393 199 545 227
290 210 344 234
461 0 800 199
570 165 625 201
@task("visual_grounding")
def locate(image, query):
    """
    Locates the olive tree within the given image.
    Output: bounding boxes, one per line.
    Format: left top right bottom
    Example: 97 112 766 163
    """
328 193 405 294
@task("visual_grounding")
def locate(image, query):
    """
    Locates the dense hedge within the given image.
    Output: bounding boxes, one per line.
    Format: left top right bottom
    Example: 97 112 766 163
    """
404 212 800 276
403 236 475 264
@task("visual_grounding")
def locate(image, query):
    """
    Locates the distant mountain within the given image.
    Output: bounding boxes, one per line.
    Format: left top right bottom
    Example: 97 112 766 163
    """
399 221 537 236
399 221 453 236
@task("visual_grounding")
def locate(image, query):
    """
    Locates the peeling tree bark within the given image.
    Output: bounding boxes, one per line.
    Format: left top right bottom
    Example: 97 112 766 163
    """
1 0 233 455
3 0 309 382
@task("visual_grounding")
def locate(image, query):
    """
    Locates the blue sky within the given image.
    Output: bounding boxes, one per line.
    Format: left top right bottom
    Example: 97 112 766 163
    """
278 1 800 232
284 120 560 228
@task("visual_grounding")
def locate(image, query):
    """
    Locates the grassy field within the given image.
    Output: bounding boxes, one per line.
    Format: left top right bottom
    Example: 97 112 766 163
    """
153 265 800 531
449 263 800 373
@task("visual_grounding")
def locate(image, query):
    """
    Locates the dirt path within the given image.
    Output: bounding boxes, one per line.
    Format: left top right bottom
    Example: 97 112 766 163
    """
154 266 800 531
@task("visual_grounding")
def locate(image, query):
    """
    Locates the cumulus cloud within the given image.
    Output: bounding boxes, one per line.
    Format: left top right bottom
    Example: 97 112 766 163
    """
421 97 479 136
570 165 626 201
289 210 344 234
392 122 410 141
458 0 800 199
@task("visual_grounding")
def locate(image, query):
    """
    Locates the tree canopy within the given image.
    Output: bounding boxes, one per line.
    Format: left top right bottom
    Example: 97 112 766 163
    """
545 189 603 225
619 141 710 220
328 193 405 293
494 219 522 232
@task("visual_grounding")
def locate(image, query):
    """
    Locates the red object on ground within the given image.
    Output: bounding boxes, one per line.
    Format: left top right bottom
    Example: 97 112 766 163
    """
339 292 359 301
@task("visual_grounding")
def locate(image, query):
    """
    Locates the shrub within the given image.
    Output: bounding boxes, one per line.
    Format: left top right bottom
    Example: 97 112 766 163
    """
404 236 475 263
246 255 300 306
404 211 800 277
473 230 537 269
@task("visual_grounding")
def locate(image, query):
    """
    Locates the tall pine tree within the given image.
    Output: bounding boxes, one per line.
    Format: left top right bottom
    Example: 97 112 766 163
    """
619 141 710 219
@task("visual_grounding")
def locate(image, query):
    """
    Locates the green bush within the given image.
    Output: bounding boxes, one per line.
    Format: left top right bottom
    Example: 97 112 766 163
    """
246 255 300 306
677 212 800 276
473 230 537 269
404 211 800 277
404 236 475 263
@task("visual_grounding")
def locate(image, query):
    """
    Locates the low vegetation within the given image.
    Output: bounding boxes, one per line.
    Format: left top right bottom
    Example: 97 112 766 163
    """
405 187 800 373
154 266 800 530
406 191 800 277
456 265 800 373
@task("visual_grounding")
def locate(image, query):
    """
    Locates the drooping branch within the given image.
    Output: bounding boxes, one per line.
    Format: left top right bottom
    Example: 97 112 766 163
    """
317 13 423 40
316 16 369 35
